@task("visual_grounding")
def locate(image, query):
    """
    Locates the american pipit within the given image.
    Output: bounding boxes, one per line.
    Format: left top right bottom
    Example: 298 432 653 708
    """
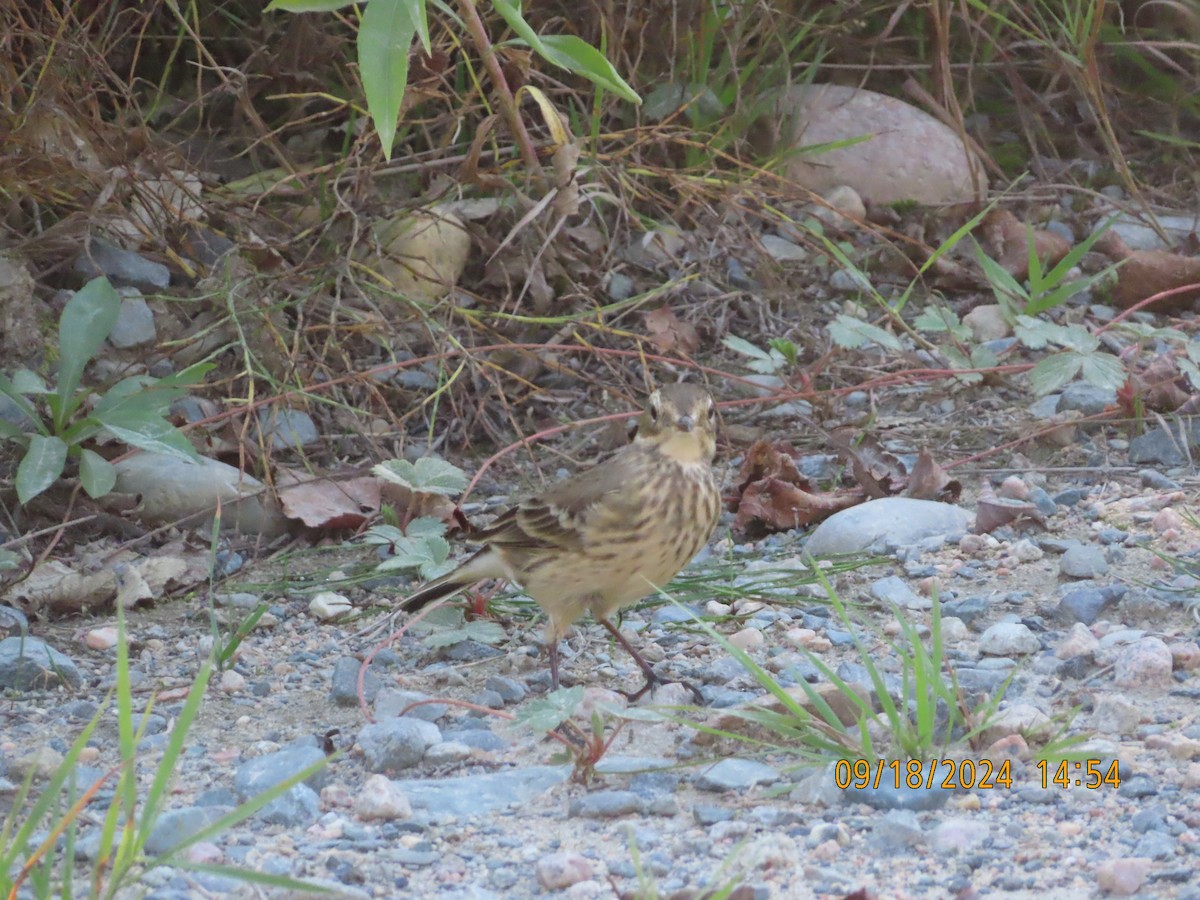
401 383 721 699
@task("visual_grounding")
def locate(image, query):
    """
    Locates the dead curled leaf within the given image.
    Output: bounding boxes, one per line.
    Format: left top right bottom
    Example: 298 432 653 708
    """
643 306 700 355
906 449 962 502
727 440 862 534
974 480 1045 534
1095 229 1200 311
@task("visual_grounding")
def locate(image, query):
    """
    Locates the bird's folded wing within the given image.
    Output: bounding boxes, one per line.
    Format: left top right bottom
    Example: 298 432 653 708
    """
478 450 641 551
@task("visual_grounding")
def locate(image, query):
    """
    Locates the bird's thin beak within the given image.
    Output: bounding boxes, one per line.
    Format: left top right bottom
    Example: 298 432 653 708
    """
676 414 694 432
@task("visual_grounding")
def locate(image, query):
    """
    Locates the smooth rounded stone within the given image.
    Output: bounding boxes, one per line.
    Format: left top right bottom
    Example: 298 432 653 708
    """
699 686 759 708
870 575 930 610
1130 802 1169 834
844 778 954 813
1170 641 1200 670
1128 421 1200 466
930 817 990 854
440 639 504 662
941 596 988 629
1139 469 1181 490
805 498 973 557
354 773 412 821
1059 544 1110 579
868 809 927 849
1094 856 1152 896
605 271 635 301
0 604 29 637
760 234 807 262
651 604 702 624
422 741 472 766
484 674 527 704
331 656 378 706
568 790 643 818
376 689 448 722
0 636 82 690
693 804 734 825
108 289 157 348
113 452 289 537
472 688 505 710
309 592 353 621
233 743 331 800
1026 487 1058 517
955 666 1013 695
1099 210 1200 251
978 622 1040 656
390 766 567 819
963 304 1009 342
694 758 780 792
1133 831 1177 860
760 84 983 204
370 208 470 303
1028 393 1061 419
1113 637 1174 691
440 728 508 751
535 851 593 890
258 783 320 826
257 407 319 451
1053 487 1088 506
137 806 233 857
1011 539 1044 562
1055 622 1099 659
357 717 442 774
1120 773 1159 798
73 238 170 290
1097 527 1129 545
1058 382 1116 415
1054 584 1126 625
977 703 1053 745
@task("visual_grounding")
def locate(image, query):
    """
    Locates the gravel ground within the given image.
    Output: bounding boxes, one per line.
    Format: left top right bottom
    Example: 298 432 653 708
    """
3 461 1200 899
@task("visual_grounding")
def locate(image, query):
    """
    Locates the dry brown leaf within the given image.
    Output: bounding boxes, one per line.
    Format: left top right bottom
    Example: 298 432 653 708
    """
643 306 700 355
906 449 961 502
975 481 1045 534
278 475 383 530
733 478 862 534
830 431 904 499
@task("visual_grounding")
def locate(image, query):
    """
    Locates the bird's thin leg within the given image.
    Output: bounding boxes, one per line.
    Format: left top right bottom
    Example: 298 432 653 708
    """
548 640 561 691
599 619 704 704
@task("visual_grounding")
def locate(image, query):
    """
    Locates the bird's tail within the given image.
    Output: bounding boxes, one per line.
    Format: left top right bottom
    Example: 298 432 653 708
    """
399 547 503 613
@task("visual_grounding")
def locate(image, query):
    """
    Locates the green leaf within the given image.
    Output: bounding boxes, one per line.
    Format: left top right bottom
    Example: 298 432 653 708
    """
510 686 585 733
79 449 117 499
404 515 449 538
1028 352 1084 395
17 434 68 503
358 0 418 161
492 0 639 104
940 346 983 384
767 338 798 366
1013 315 1064 350
537 35 640 104
422 617 505 648
721 334 772 360
1078 352 1127 391
11 369 51 394
827 315 902 351
913 306 969 340
372 457 468 495
57 277 120 423
99 410 200 461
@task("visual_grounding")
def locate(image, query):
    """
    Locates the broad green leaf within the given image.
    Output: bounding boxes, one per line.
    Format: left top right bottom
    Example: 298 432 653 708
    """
970 343 999 370
1028 352 1084 395
1013 315 1065 350
913 306 965 336
17 434 68 503
1078 352 1127 391
940 346 983 384
11 369 51 394
79 449 117 498
57 277 120 422
404 515 449 538
0 417 31 446
722 334 773 360
767 338 799 366
0 373 43 435
99 411 200 461
493 0 639 104
510 686 585 732
827 315 902 351
157 361 216 388
372 457 468 495
358 0 418 160
422 618 504 648
537 35 640 104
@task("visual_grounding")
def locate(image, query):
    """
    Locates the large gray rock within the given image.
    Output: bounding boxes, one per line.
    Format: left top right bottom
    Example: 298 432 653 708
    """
805 498 974 557
0 636 82 690
755 84 984 205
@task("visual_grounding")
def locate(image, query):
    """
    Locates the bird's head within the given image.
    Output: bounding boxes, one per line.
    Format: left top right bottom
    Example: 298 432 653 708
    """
635 383 717 465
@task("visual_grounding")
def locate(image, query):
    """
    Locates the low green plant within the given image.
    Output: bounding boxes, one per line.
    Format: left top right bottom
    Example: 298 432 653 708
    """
0 276 211 504
363 456 469 580
0 603 332 898
266 0 639 163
